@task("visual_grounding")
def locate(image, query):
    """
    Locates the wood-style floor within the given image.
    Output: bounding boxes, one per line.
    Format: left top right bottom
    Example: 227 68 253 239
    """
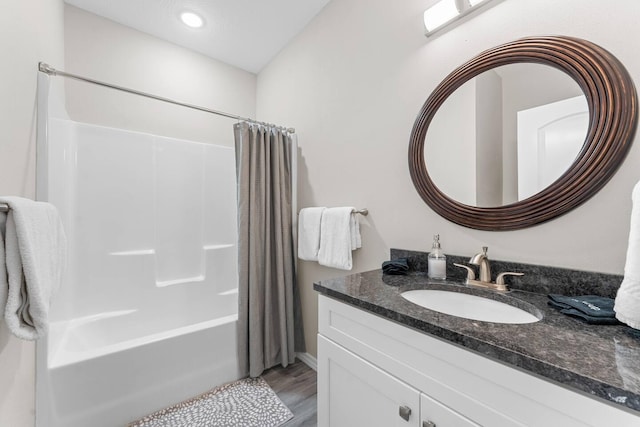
263 360 318 427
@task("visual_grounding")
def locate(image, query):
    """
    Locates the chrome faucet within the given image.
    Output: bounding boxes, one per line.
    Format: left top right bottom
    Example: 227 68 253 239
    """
454 246 524 292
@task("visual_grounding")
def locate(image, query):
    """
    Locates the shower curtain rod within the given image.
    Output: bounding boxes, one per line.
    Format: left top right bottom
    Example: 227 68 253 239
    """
37 62 295 133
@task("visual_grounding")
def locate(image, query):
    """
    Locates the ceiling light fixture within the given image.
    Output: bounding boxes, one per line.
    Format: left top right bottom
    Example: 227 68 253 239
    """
423 0 459 34
424 0 496 37
180 11 204 29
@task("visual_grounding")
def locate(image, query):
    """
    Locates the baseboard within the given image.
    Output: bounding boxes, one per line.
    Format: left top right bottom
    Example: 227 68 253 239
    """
295 352 317 371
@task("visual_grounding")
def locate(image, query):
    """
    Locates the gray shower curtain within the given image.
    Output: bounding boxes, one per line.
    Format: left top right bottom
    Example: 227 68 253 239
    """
234 121 304 378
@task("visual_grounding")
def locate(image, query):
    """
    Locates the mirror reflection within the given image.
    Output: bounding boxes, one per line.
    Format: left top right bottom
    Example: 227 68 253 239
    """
424 63 587 207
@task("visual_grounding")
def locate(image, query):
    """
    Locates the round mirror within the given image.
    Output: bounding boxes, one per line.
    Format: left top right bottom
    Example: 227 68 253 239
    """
410 36 637 230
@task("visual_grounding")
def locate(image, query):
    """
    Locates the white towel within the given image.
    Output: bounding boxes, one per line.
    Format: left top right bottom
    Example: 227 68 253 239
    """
350 212 362 251
298 207 326 261
318 207 361 270
0 196 67 340
615 182 640 329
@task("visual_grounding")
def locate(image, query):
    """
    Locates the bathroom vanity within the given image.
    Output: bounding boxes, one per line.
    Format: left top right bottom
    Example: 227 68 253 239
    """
314 259 640 426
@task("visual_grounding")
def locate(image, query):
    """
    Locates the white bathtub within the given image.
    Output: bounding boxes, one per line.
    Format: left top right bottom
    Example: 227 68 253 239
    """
37 119 242 427
48 287 238 369
41 311 240 427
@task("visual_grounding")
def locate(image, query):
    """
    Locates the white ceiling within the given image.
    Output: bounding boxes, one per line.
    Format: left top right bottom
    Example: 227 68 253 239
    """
64 0 331 74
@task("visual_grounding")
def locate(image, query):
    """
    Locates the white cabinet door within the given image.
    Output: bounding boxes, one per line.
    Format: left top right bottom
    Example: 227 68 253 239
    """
421 392 480 427
318 335 420 427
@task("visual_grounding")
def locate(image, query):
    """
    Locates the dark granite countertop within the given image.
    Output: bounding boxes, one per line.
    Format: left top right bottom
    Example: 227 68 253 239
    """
314 269 640 414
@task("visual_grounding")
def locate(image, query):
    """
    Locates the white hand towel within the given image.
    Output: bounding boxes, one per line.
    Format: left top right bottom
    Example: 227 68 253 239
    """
318 207 361 270
350 213 361 250
0 196 67 340
298 207 326 261
615 181 640 329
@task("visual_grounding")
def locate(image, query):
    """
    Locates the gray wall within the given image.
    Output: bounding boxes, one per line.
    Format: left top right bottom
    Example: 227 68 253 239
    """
0 1 65 425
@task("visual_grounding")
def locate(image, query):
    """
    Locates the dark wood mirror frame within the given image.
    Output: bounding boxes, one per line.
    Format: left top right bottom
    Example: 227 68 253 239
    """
409 36 637 231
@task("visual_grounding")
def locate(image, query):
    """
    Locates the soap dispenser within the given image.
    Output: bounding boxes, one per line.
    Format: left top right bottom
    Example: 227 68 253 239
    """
428 234 447 280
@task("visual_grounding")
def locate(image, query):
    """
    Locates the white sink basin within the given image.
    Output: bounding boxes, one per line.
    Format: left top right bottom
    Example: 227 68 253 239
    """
401 289 541 324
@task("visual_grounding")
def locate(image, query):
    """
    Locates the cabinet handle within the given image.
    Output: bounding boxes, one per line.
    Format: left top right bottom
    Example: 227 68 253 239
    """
423 421 437 427
398 405 412 421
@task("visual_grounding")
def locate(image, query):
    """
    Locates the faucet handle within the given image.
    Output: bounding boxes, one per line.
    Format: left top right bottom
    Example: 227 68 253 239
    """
496 271 524 286
453 263 476 282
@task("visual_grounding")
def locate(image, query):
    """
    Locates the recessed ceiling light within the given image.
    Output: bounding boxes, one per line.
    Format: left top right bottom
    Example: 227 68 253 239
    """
180 11 204 29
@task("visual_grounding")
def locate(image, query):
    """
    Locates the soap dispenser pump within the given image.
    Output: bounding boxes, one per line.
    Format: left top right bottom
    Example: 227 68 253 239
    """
428 234 447 280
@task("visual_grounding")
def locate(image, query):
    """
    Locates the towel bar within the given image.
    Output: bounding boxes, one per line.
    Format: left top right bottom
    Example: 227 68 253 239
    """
0 203 8 213
298 208 368 216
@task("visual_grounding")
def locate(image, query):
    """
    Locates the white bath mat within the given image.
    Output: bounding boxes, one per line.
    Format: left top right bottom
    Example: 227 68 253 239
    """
128 377 293 427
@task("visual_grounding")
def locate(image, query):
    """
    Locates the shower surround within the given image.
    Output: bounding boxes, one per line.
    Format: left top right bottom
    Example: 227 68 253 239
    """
36 119 241 427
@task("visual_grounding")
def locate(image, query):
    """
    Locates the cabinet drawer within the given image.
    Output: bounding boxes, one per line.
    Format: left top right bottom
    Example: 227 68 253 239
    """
421 393 480 427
